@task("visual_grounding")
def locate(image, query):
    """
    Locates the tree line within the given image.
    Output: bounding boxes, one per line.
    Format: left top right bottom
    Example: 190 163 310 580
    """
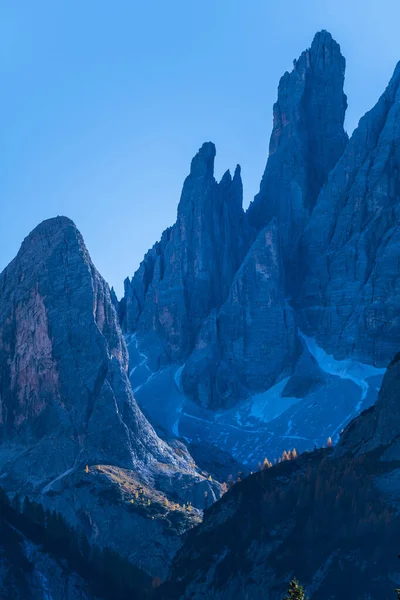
0 485 152 599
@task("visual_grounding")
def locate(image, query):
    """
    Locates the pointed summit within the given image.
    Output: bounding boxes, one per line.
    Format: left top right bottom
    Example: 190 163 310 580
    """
122 144 247 367
219 169 232 186
219 165 242 192
233 164 241 179
247 31 348 248
289 30 344 88
17 216 78 257
189 141 216 177
0 217 221 577
310 29 339 55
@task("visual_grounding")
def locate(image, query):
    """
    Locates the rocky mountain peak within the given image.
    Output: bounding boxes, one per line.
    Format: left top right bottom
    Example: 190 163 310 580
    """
308 29 342 67
219 169 232 186
6 217 85 283
189 141 216 178
0 216 222 578
121 143 247 366
247 30 348 250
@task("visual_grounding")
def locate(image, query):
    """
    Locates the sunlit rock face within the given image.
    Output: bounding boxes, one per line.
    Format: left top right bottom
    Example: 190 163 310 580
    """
0 217 221 578
0 216 153 468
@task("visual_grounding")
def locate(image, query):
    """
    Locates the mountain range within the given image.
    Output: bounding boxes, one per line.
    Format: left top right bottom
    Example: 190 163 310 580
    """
119 30 391 468
1 29 400 599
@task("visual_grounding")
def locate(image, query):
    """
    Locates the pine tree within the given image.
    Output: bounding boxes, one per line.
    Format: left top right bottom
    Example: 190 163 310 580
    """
284 578 307 600
22 496 34 520
11 493 21 513
32 500 45 526
0 487 9 507
396 554 400 599
78 530 91 562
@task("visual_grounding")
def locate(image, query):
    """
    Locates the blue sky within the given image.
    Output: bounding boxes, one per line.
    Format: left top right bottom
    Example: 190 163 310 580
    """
2 0 400 296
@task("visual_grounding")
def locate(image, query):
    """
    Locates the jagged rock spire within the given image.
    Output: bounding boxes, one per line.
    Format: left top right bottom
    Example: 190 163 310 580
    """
247 30 348 249
122 144 247 366
189 141 216 178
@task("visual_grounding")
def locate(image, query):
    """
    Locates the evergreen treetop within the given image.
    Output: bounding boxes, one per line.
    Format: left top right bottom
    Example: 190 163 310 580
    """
284 578 307 600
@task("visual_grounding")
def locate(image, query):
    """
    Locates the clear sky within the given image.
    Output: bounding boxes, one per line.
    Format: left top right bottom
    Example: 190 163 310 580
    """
2 0 400 297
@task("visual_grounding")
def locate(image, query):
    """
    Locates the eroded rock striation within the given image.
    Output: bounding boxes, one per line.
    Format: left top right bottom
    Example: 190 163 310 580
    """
121 144 248 370
247 30 348 252
121 31 351 415
0 217 220 578
299 60 400 367
181 220 300 408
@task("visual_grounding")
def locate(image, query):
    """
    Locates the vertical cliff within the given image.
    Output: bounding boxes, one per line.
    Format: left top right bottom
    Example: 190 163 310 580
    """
121 143 248 368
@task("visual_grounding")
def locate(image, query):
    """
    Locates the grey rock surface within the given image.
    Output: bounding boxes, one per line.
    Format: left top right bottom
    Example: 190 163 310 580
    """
247 30 348 254
121 144 248 370
161 356 400 600
121 31 350 414
0 217 220 578
182 220 300 408
299 60 400 368
119 31 397 459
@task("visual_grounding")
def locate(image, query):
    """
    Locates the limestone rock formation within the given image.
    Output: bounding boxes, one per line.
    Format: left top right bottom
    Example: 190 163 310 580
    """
0 217 220 578
299 60 400 367
121 144 248 369
247 30 348 253
182 220 300 408
121 31 349 413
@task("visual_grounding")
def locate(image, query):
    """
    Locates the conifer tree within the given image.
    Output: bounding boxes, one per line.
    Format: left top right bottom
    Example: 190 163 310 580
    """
284 578 307 600
33 500 45 526
11 493 21 513
79 529 91 562
0 487 9 507
396 554 400 599
23 496 34 520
